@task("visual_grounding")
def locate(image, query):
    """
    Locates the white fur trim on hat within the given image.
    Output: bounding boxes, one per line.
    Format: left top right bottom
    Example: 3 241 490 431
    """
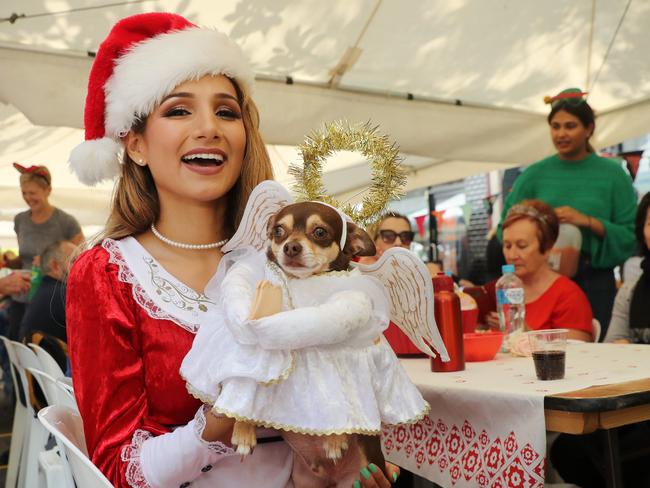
105 27 254 138
70 25 254 186
69 137 122 185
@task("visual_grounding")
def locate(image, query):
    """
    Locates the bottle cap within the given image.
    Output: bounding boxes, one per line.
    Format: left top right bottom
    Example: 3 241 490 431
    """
432 272 454 293
502 264 515 274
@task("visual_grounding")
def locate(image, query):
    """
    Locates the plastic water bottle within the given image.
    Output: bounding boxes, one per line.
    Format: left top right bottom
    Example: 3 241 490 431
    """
27 264 43 301
496 264 525 351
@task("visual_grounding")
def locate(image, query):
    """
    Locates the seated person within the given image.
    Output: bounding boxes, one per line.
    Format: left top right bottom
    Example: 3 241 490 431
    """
18 240 76 353
552 193 650 488
605 192 650 344
1 250 19 269
486 200 594 342
359 212 424 355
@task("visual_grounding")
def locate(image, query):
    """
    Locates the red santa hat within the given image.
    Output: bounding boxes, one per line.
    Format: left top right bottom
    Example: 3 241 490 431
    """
70 12 254 185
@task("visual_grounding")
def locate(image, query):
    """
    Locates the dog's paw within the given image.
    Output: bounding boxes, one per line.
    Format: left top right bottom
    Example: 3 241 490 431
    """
231 421 257 457
323 434 349 460
236 443 252 456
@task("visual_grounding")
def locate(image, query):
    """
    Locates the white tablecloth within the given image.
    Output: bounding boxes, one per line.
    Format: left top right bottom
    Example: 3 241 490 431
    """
382 343 650 488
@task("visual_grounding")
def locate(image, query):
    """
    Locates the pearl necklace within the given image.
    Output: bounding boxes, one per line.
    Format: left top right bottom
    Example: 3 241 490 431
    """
150 224 228 250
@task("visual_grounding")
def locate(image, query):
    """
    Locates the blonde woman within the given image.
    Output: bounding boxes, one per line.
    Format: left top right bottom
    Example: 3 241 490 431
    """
7 164 83 339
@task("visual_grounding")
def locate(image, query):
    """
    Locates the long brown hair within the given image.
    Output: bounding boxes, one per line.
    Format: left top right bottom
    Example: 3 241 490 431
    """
96 77 273 245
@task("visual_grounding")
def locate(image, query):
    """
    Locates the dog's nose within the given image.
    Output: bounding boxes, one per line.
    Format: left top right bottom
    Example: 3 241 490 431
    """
283 241 302 258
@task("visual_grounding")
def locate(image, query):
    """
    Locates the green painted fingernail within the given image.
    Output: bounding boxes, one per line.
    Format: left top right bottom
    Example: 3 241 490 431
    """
368 463 378 473
360 467 371 479
393 472 399 482
353 481 361 488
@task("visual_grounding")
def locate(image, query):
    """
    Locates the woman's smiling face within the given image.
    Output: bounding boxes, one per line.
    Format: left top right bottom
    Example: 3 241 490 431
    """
126 74 246 206
20 180 50 211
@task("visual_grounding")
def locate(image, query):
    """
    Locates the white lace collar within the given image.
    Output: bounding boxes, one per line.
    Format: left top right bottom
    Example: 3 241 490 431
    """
103 237 223 334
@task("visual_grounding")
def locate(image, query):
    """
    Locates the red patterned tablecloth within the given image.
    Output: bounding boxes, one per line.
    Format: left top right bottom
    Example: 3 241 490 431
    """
382 344 650 488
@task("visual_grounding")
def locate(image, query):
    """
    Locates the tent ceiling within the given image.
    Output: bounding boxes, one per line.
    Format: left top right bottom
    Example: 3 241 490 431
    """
1 0 649 243
1 0 648 158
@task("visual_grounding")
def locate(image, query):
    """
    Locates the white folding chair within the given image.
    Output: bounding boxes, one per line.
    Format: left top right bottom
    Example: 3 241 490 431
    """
29 343 66 380
0 336 25 488
28 369 77 416
55 377 77 410
38 405 113 487
11 341 51 488
592 319 602 343
27 368 76 488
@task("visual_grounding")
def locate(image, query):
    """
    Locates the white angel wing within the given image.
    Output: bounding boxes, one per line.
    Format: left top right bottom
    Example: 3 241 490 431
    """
354 247 449 361
221 180 293 253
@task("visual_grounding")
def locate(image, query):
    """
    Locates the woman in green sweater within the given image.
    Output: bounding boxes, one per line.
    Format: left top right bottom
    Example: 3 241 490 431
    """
500 88 637 338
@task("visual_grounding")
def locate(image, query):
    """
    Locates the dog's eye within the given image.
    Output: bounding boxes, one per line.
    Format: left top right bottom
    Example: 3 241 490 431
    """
313 227 328 239
273 225 285 238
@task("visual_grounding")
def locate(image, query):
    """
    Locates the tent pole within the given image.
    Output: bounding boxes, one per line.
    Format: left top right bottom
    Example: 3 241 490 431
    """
427 189 437 263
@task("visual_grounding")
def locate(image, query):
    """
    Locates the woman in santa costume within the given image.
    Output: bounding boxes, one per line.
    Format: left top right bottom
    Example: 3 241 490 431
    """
66 12 397 488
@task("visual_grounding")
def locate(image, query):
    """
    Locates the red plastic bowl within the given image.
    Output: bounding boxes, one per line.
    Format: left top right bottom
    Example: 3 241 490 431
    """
461 308 479 333
463 331 504 362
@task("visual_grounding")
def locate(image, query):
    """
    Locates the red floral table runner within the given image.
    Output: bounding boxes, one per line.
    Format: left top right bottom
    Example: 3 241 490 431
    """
382 344 650 487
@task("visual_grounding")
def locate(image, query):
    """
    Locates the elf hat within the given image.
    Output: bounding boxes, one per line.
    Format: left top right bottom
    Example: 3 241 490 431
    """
69 12 254 186
543 87 588 107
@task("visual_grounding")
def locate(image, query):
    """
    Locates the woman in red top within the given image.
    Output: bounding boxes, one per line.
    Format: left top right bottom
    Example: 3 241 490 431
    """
486 200 594 341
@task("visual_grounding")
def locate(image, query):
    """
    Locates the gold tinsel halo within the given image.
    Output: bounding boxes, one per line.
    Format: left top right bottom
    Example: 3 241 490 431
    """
289 121 406 228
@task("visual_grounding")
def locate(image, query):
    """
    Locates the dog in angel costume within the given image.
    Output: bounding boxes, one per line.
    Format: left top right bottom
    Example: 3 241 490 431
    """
181 181 449 484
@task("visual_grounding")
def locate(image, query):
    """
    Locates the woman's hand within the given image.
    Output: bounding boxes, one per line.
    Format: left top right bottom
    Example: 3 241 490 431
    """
554 206 589 227
353 462 400 487
555 206 605 237
486 311 500 329
0 271 31 295
201 408 235 444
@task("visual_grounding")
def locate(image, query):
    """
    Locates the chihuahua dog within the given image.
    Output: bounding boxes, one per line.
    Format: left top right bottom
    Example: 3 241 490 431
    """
267 201 375 277
230 201 386 481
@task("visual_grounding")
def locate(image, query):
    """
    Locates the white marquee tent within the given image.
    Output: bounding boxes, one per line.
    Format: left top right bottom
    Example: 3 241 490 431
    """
1 0 649 246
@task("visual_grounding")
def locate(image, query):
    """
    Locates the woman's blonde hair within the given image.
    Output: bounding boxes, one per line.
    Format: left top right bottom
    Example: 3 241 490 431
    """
366 211 411 241
19 172 51 190
96 77 273 245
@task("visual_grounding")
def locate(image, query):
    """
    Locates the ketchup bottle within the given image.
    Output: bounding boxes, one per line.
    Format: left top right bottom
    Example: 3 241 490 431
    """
431 273 465 372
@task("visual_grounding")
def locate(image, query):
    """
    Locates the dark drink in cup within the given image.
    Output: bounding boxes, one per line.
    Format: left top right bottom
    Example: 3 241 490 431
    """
532 350 565 380
527 329 568 381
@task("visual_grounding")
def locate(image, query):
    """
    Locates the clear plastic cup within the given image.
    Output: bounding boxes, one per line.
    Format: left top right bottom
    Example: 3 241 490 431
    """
527 329 568 380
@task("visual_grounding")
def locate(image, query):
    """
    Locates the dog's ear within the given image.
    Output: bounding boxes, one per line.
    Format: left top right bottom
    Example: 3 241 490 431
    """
345 222 376 257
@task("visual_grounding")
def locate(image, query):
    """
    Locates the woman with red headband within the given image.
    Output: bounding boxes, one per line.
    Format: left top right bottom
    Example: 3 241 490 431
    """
65 12 397 488
6 163 83 339
499 88 636 339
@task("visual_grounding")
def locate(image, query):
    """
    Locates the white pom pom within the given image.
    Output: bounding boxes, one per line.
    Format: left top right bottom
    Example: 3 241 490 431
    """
69 137 122 186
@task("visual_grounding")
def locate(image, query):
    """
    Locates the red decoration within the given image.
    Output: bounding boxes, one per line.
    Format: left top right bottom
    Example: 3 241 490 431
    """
382 417 545 487
414 214 427 237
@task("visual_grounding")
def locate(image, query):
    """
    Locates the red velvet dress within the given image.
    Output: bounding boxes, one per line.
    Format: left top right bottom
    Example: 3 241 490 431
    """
67 238 293 488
